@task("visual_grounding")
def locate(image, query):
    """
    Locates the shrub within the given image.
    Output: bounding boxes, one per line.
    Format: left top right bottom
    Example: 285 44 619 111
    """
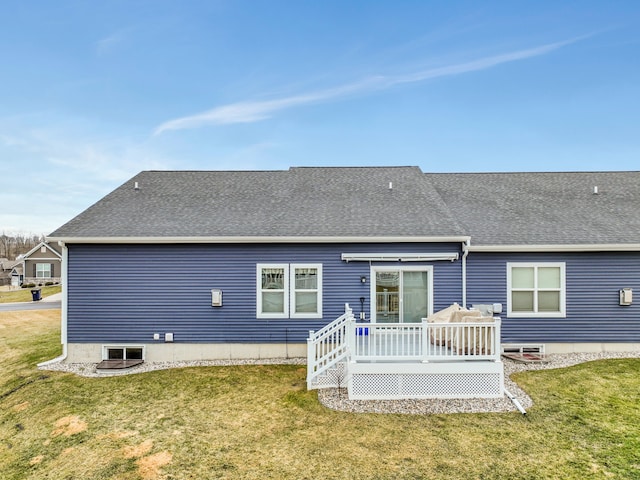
45 282 54 286
22 283 36 289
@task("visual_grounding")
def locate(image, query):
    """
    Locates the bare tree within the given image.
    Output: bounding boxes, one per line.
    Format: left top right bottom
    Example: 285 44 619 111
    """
0 232 45 259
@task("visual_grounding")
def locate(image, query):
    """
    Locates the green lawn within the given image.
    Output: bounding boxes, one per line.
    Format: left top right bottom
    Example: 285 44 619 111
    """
0 285 61 303
1 310 639 479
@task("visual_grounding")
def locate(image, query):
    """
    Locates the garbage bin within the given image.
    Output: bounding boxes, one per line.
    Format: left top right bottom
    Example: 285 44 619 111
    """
31 289 41 301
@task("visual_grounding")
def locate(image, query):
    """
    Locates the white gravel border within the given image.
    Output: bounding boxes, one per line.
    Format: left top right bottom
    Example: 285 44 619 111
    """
39 352 640 414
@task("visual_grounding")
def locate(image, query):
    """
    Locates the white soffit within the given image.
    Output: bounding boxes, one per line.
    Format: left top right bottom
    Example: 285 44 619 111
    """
341 252 459 262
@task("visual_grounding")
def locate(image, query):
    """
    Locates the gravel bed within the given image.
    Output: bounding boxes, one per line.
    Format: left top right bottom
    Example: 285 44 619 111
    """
39 352 640 415
319 351 640 415
39 357 306 378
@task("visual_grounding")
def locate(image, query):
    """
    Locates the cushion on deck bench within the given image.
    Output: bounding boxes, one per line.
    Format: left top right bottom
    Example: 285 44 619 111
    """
426 303 461 346
452 315 495 355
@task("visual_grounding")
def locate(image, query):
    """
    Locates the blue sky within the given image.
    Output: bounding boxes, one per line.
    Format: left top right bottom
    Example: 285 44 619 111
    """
1 1 639 235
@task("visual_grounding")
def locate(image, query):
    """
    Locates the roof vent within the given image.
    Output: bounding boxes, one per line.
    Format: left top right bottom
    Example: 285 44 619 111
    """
593 186 598 195
134 182 139 190
388 182 393 190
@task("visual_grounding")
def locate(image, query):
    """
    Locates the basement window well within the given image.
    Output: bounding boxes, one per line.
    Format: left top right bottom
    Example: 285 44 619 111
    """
97 346 145 370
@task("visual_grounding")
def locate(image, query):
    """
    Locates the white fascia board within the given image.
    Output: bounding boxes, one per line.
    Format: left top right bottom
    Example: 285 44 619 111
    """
468 244 640 253
46 235 471 245
342 252 459 262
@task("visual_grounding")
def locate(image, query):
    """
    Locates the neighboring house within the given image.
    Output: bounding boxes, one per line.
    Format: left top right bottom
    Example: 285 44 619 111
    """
46 167 640 399
1 258 24 287
10 263 24 288
0 258 10 285
21 242 62 285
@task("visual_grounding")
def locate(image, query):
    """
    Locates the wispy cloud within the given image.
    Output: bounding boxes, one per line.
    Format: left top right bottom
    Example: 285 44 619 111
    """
154 36 584 135
96 29 130 56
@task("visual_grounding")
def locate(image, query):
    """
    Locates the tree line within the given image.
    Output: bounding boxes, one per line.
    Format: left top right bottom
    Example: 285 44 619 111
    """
0 233 45 260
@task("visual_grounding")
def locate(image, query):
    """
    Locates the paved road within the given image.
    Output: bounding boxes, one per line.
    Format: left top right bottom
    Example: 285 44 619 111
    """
0 293 62 312
0 301 61 312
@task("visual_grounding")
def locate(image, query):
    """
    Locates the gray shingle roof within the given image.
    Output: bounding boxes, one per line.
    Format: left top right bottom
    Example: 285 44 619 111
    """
49 167 467 239
48 167 640 247
430 171 640 246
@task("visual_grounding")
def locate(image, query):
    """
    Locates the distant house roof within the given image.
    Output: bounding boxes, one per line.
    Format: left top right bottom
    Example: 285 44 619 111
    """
2 259 23 271
48 167 468 242
430 171 640 248
47 167 640 250
22 242 63 259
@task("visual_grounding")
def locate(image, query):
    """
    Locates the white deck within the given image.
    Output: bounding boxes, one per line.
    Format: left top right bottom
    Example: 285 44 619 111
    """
307 305 504 399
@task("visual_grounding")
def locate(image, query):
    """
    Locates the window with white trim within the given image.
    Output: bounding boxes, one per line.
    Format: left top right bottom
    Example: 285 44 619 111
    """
257 263 322 318
291 264 322 318
507 262 566 317
36 263 51 278
103 346 144 360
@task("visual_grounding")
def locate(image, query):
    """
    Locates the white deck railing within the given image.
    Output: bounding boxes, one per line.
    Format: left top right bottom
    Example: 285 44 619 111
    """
307 304 354 388
350 318 501 362
307 307 501 390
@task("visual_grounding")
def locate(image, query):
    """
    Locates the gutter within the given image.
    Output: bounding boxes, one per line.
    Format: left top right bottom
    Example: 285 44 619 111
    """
468 243 640 253
45 235 473 245
37 241 68 367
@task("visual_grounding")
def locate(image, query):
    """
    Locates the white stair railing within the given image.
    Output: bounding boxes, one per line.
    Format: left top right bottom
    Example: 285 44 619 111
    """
307 304 354 390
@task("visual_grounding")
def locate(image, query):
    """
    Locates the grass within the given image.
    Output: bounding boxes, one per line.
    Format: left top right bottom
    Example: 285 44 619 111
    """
1 310 640 480
0 285 62 304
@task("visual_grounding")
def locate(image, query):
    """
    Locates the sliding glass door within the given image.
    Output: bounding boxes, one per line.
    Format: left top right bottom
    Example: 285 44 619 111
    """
372 266 432 323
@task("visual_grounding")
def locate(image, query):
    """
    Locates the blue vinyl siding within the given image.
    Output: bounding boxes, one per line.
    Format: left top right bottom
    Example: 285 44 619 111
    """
467 252 640 343
67 242 463 343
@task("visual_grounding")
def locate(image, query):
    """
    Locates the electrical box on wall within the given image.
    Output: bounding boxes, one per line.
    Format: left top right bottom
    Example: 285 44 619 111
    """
620 288 633 306
211 289 223 307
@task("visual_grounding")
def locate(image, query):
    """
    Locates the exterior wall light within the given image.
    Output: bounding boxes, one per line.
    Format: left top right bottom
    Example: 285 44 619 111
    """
360 276 367 283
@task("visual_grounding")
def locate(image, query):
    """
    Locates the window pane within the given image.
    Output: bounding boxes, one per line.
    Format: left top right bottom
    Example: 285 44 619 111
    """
402 271 428 323
108 348 124 360
295 268 317 289
262 268 284 289
262 292 284 313
538 291 560 312
512 291 534 312
295 292 318 313
512 267 534 288
538 267 561 289
126 348 143 360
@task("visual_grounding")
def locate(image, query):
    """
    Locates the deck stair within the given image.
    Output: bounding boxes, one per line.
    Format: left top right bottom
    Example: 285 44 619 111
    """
307 304 353 390
307 304 504 400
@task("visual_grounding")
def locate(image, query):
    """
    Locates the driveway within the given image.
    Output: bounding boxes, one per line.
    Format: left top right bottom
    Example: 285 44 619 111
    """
0 292 62 312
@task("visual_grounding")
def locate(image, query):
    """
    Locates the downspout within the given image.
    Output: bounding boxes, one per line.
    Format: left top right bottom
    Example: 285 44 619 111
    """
38 241 68 366
504 387 527 415
461 239 470 308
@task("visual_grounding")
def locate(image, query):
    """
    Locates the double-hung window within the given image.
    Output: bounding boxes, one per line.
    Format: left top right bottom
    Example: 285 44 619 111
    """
507 262 566 317
257 263 322 318
36 263 51 278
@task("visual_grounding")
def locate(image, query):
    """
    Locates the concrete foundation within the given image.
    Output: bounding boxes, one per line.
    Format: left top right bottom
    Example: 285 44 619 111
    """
65 342 307 363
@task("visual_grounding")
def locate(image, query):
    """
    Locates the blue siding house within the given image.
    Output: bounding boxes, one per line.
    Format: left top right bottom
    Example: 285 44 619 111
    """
46 167 640 377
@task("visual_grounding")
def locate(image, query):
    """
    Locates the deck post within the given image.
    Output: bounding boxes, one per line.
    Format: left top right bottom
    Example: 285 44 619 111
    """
347 317 357 362
421 318 429 363
306 330 315 387
493 318 501 361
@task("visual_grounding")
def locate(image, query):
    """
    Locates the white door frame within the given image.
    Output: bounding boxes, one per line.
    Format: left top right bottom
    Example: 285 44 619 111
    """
369 265 433 323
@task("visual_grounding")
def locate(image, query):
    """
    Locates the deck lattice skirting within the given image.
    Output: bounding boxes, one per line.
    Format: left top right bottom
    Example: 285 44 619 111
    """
307 304 504 400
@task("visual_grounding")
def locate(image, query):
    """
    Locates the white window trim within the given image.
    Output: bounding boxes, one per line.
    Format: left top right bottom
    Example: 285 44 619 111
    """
290 263 323 319
257 263 290 319
507 262 566 318
36 263 51 278
369 265 433 323
102 345 145 361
